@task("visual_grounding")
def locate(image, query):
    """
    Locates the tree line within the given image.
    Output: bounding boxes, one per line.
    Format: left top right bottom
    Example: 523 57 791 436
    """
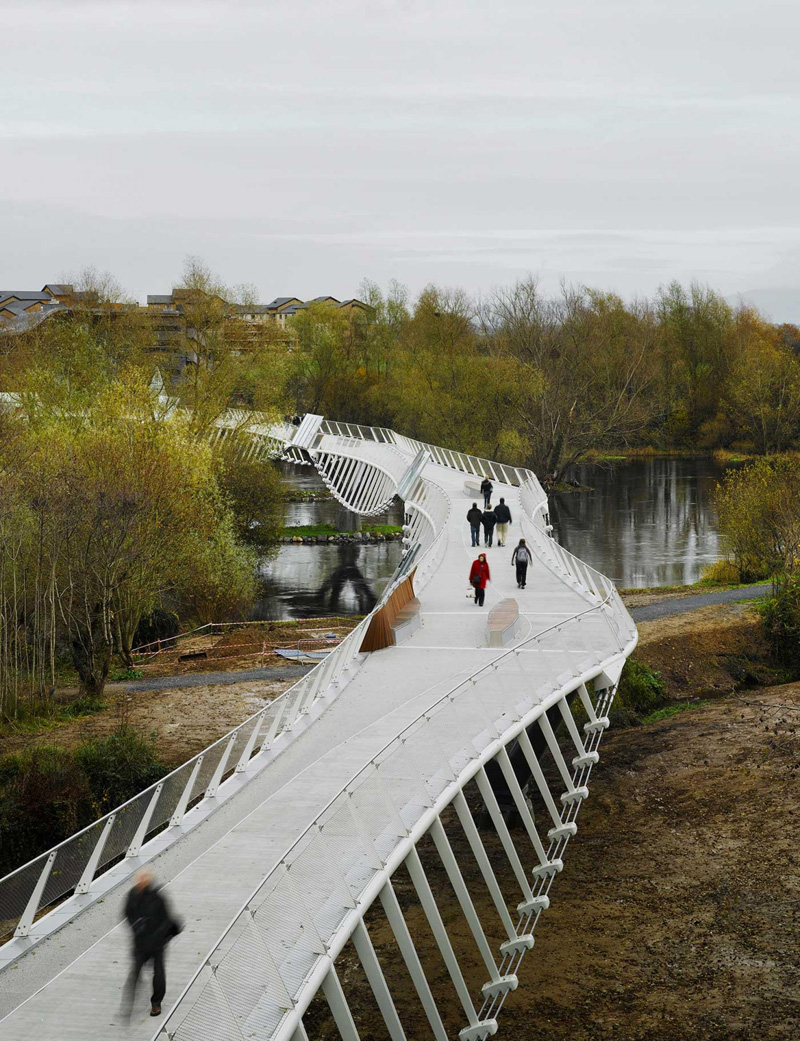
1 260 799 717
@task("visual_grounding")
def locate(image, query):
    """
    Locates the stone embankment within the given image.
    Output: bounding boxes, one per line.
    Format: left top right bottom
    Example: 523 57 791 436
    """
279 531 404 545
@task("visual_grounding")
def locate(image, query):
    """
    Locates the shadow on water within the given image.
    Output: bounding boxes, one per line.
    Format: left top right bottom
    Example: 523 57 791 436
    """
550 457 734 589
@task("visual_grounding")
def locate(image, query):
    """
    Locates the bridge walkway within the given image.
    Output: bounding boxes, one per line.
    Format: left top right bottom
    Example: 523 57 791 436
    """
0 460 610 1040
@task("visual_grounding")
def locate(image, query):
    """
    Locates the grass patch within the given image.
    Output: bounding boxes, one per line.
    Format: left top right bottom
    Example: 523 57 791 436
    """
282 523 402 537
109 667 144 681
641 700 708 725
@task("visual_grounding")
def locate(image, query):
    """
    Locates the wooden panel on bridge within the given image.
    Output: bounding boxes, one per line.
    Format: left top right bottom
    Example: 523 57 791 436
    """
360 570 418 652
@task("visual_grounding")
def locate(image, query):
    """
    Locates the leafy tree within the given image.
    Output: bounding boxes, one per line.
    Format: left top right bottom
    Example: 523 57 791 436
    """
715 456 800 584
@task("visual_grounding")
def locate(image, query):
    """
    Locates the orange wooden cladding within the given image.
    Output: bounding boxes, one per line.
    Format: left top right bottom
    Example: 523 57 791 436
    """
359 570 417 652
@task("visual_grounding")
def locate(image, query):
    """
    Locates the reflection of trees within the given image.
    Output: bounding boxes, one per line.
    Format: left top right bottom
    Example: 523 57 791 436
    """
317 544 378 614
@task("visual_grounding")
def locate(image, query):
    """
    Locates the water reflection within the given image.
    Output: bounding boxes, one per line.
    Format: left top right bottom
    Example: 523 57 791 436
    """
252 541 402 620
550 458 729 588
253 463 403 620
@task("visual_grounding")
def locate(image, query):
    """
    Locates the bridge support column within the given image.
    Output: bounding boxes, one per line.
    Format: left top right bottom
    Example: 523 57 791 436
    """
321 965 361 1041
537 714 589 806
378 881 449 1041
404 847 497 1038
337 505 362 532
428 818 518 1000
351 921 408 1041
451 791 534 955
496 747 563 880
474 767 545 915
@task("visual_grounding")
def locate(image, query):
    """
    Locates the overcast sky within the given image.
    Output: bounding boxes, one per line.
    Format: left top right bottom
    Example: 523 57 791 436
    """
1 0 799 318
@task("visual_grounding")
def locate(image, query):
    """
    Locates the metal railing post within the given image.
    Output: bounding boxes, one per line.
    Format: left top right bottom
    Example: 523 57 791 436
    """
126 783 164 858
170 755 203 827
75 813 116 894
14 851 56 937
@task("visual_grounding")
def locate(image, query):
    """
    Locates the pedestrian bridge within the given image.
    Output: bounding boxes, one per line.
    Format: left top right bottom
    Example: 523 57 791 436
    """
0 418 637 1041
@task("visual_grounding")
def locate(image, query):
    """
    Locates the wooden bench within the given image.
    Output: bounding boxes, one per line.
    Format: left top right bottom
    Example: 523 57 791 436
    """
488 598 521 648
390 597 422 645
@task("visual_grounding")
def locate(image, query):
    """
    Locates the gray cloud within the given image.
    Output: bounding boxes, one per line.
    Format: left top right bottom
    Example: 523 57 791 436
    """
1 0 799 318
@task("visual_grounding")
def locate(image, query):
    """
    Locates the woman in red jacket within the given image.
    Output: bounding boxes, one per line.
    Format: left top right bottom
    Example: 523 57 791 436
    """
469 553 491 606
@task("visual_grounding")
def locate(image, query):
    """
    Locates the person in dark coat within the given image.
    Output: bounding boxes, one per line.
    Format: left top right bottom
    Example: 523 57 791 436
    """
469 553 491 606
511 538 533 589
466 503 483 547
480 476 493 508
123 868 182 1019
481 505 497 547
493 498 512 546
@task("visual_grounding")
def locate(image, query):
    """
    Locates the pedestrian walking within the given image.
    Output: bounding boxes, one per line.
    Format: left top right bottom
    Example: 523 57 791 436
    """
511 538 533 589
123 868 182 1020
481 504 497 547
480 476 493 508
493 497 512 546
466 502 483 547
469 553 491 606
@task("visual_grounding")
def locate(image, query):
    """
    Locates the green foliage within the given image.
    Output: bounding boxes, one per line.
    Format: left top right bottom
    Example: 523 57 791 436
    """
609 657 667 727
758 581 800 673
109 667 144 681
0 728 166 875
698 559 745 586
74 726 167 814
715 456 800 583
641 700 708 725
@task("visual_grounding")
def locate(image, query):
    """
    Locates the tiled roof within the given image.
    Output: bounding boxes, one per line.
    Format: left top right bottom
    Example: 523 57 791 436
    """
0 290 52 303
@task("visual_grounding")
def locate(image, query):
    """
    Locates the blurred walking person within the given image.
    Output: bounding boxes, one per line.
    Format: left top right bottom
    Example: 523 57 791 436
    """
123 868 182 1020
480 476 493 508
481 504 497 547
511 538 533 589
469 553 491 606
466 502 483 547
493 497 512 546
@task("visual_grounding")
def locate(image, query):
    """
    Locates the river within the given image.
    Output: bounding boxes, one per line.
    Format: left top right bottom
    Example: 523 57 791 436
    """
252 456 732 619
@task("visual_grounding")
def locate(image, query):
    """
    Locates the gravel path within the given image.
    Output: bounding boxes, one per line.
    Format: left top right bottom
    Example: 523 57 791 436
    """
115 664 311 693
630 582 770 622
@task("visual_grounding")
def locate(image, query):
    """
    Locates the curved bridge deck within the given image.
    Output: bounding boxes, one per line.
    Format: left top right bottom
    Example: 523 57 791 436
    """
0 433 635 1041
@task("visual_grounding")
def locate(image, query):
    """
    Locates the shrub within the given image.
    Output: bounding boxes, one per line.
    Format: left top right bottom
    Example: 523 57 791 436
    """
0 728 167 875
75 727 167 814
758 582 800 674
609 657 667 727
133 608 180 650
699 559 744 586
0 746 93 876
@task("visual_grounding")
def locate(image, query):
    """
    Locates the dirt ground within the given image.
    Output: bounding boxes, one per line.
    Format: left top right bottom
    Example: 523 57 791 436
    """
305 684 800 1041
636 602 781 699
0 678 296 763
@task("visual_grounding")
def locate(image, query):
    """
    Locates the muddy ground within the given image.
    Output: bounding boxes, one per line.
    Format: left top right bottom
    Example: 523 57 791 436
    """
305 683 800 1041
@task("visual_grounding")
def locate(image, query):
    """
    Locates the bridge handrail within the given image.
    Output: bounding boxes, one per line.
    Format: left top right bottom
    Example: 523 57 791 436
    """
150 582 633 1041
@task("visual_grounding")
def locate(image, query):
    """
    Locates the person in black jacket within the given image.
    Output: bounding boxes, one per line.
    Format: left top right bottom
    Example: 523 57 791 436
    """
481 505 497 547
466 502 483 547
480 476 493 508
493 497 512 546
123 868 182 1019
511 538 533 588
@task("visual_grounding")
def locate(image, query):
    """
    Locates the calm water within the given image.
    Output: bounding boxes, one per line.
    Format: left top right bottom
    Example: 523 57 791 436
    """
550 457 730 588
251 463 403 620
255 457 731 618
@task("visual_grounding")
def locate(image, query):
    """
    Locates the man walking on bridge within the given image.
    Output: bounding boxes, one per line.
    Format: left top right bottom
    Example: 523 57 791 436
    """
123 868 182 1020
494 497 512 546
466 502 483 547
512 538 533 589
480 475 493 507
